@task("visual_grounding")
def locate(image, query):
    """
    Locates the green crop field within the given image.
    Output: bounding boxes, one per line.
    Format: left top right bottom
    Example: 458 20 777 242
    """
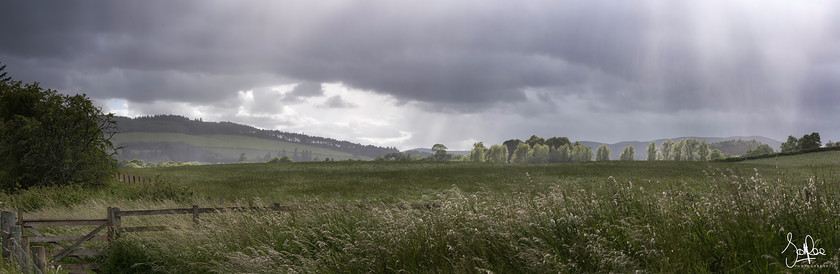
2 153 839 273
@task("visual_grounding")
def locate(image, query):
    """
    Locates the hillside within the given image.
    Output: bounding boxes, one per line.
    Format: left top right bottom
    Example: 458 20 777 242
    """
112 115 398 163
742 150 840 167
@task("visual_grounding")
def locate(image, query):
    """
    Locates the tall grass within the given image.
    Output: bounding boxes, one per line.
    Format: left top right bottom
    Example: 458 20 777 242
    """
101 167 840 273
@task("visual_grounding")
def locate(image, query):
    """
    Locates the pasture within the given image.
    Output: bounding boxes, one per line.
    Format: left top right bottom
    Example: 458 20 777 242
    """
2 152 839 272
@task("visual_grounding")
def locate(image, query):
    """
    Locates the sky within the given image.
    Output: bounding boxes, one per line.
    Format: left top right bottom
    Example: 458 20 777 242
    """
1 1 839 150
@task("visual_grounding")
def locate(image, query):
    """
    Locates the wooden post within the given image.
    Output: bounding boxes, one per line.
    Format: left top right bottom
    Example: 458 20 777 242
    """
107 207 122 244
32 245 46 273
192 205 199 226
1 211 14 259
9 225 23 272
14 228 29 274
21 235 30 259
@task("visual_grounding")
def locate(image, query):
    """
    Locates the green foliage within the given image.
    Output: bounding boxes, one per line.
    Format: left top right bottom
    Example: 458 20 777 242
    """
619 145 635 161
0 81 118 192
781 135 799 153
545 136 571 149
502 139 522 162
381 152 411 161
268 156 294 163
671 140 683 161
781 132 821 153
529 143 549 164
570 142 593 162
550 144 571 163
646 141 657 161
596 144 611 161
798 132 821 150
510 143 532 163
487 145 508 163
711 139 767 156
709 149 725 160
659 140 673 160
0 61 11 83
697 141 710 161
525 135 545 148
469 142 487 162
430 144 452 162
744 143 774 157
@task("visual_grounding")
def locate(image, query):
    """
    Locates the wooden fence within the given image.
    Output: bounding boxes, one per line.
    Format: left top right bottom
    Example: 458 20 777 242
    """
115 173 154 184
2 202 439 272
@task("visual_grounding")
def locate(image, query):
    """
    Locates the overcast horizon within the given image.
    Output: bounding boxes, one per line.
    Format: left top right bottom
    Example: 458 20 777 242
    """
2 1 838 150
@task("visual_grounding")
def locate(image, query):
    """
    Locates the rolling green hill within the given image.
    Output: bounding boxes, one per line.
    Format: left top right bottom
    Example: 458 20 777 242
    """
742 150 840 167
111 115 399 163
113 132 364 163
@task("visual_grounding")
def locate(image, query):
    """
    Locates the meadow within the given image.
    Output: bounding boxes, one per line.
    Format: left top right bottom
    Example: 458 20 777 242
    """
2 151 840 273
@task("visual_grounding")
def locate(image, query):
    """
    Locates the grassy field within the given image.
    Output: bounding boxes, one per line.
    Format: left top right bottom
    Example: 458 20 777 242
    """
112 132 361 161
2 153 839 273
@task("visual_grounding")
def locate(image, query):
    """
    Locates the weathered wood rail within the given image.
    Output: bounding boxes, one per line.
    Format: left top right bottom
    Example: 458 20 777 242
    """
115 173 155 184
2 202 439 272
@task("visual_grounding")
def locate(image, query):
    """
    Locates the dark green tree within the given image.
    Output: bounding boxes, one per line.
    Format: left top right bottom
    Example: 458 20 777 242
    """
780 136 799 152
0 61 11 83
709 149 725 160
595 144 611 161
0 81 118 192
525 135 545 148
469 142 487 162
431 144 452 162
545 136 571 149
619 145 635 161
744 144 774 156
646 141 657 161
268 155 293 163
798 132 821 150
502 139 522 162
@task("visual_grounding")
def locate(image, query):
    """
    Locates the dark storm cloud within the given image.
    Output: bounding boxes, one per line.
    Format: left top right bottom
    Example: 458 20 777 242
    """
2 0 840 145
2 0 664 107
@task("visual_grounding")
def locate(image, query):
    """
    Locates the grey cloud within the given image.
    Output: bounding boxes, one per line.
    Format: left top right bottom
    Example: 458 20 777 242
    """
322 95 356 109
2 0 840 144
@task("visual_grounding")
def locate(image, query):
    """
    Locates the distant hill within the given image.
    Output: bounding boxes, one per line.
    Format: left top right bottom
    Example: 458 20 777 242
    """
112 115 398 163
580 136 781 160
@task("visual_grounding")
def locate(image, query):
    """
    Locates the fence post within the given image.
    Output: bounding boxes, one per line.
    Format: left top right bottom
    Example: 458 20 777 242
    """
32 245 46 272
107 207 122 245
21 236 31 274
192 205 199 226
1 211 14 259
9 225 25 273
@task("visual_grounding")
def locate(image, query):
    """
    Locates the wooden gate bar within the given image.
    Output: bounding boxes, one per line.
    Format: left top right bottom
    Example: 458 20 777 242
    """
21 219 107 227
51 223 106 263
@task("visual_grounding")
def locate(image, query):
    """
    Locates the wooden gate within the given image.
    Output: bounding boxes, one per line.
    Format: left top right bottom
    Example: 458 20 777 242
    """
3 210 108 272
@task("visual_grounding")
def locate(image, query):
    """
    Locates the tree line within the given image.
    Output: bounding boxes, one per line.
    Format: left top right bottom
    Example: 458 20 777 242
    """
376 135 790 164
